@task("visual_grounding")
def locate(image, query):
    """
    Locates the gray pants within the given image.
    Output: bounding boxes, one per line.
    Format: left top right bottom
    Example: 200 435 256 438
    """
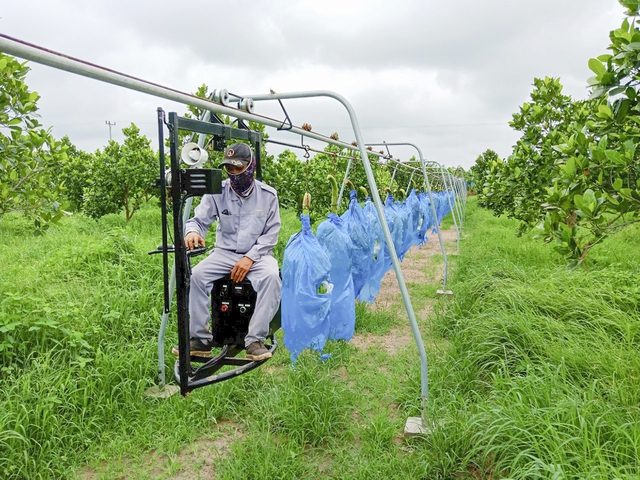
189 248 281 347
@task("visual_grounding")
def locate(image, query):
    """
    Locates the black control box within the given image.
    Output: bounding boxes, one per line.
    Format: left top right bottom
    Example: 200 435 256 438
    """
210 277 256 347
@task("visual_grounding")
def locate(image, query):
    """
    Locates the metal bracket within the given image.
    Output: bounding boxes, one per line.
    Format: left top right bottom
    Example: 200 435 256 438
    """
276 99 293 131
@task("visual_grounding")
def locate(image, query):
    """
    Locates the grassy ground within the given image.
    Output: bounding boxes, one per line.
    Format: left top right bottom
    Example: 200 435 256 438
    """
1 198 639 479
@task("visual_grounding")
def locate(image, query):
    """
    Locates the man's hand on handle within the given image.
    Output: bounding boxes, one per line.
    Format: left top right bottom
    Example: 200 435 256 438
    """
230 256 254 283
185 231 205 250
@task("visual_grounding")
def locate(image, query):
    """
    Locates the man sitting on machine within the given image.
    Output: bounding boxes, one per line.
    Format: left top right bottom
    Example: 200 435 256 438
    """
172 142 281 361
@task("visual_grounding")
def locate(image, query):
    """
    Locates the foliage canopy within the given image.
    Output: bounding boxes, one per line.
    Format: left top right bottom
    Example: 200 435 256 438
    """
0 53 67 233
473 4 640 263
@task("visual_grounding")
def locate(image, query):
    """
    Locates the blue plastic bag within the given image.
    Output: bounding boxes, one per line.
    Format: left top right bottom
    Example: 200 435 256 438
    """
340 190 373 298
398 201 413 259
383 194 404 272
317 213 356 341
281 214 333 362
359 198 385 303
405 190 422 247
418 192 434 244
435 191 450 225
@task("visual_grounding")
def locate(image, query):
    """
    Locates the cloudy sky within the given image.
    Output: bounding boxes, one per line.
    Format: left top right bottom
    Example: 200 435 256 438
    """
1 0 624 169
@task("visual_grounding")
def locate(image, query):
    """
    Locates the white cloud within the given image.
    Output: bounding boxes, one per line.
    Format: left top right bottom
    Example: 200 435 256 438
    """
0 0 625 169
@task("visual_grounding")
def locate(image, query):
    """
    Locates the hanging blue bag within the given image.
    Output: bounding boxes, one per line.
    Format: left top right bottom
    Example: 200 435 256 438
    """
281 214 333 362
418 192 434 244
383 194 404 272
359 198 385 303
432 192 445 233
405 190 422 247
317 213 356 341
436 192 448 225
398 200 414 259
340 190 373 298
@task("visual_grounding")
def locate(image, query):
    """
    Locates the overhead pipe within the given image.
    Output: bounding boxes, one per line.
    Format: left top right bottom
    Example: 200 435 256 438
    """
0 34 389 163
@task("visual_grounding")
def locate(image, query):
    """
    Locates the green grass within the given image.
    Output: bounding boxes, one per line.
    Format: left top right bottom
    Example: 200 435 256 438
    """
428 199 640 478
1 198 639 479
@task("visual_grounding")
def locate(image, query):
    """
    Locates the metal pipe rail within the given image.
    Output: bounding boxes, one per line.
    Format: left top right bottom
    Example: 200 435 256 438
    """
0 34 401 165
426 162 461 249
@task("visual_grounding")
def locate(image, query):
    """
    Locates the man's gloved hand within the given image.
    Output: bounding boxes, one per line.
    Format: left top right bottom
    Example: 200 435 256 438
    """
230 256 254 282
184 231 205 250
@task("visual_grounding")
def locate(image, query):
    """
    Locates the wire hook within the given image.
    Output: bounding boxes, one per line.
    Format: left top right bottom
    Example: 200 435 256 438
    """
301 136 311 159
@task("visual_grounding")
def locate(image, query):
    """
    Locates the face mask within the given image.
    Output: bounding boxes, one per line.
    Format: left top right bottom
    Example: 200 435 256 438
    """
227 154 256 198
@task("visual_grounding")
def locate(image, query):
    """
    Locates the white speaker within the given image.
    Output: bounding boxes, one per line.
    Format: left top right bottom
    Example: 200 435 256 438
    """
180 142 208 168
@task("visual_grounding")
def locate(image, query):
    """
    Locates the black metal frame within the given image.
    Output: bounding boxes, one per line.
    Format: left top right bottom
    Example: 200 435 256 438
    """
156 108 276 396
174 276 281 389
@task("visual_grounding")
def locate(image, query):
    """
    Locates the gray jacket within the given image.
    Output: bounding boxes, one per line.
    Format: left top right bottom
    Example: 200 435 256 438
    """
185 179 280 262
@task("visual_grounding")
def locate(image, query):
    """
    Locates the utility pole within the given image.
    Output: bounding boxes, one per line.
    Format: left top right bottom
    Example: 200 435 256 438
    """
105 120 116 141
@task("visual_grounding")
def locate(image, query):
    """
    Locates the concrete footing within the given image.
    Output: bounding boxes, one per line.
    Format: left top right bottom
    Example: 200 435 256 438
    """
404 417 430 436
145 384 180 398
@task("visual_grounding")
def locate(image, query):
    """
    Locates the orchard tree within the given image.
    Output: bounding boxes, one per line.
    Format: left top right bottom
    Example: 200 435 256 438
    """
83 123 156 221
503 77 592 232
473 77 592 230
50 136 93 212
472 149 505 210
474 2 640 263
0 53 67 232
540 3 640 262
268 149 307 211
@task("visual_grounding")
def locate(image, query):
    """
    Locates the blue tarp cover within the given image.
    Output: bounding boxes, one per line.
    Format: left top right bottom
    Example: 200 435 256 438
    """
317 212 356 341
281 214 333 362
340 190 373 298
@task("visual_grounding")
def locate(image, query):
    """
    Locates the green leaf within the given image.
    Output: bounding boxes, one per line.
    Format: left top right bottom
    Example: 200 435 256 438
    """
588 58 606 76
564 158 576 177
614 98 630 120
613 178 624 191
602 191 619 205
583 189 596 209
587 76 599 86
598 135 608 150
621 0 640 15
604 150 624 164
626 87 636 101
597 104 614 119
574 194 588 213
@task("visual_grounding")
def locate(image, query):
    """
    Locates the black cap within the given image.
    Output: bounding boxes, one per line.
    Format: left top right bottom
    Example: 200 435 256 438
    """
219 143 252 168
